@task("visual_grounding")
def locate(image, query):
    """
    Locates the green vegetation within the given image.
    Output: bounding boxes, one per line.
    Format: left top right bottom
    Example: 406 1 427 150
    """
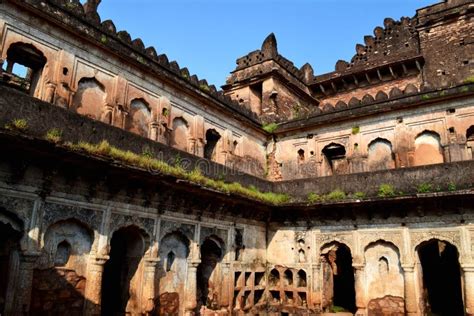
378 183 396 198
352 191 366 199
447 182 457 192
45 128 62 143
262 123 278 133
63 140 290 205
141 146 153 158
326 189 346 201
351 125 360 135
199 84 210 92
464 76 474 84
417 182 433 193
5 119 28 131
292 103 302 118
330 305 348 313
421 94 431 100
162 108 170 117
460 86 470 93
307 192 323 203
307 189 346 203
100 35 107 44
137 56 145 64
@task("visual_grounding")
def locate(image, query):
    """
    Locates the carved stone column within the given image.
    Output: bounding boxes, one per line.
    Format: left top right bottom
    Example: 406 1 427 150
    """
402 265 418 316
149 122 159 141
84 255 109 316
11 251 40 315
101 104 114 124
44 82 57 103
143 258 160 314
353 263 366 316
462 264 474 316
185 261 200 315
219 262 231 311
311 263 322 310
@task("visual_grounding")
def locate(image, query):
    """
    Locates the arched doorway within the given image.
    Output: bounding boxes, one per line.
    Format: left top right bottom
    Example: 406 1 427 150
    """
197 237 223 311
157 232 190 315
0 220 21 315
204 129 221 160
417 239 464 316
321 242 356 313
101 226 148 315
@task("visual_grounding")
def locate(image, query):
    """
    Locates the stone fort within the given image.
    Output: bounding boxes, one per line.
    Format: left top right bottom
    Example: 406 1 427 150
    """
0 0 473 315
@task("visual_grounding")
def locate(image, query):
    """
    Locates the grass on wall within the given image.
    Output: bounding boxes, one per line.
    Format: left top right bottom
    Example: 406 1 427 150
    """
64 140 290 205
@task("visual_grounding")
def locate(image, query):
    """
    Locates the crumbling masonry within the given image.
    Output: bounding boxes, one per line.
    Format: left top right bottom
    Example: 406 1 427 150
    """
0 0 473 315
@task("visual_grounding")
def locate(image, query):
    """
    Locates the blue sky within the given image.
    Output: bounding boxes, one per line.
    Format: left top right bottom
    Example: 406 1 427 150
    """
97 0 439 87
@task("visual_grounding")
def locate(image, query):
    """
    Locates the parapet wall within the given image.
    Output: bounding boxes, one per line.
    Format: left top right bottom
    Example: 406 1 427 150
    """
274 159 474 201
0 85 272 191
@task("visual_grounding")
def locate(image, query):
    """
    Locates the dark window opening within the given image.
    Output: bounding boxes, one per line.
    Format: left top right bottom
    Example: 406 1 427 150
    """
297 270 307 287
322 143 346 174
166 251 175 272
0 222 21 315
54 240 71 267
297 149 305 162
283 269 293 286
250 82 263 111
101 226 145 316
418 240 464 316
467 126 474 141
204 129 221 160
234 228 243 260
325 244 356 313
4 43 46 96
197 238 223 310
269 268 280 286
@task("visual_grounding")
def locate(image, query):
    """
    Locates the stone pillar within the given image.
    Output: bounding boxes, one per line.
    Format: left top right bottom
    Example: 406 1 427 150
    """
311 263 322 310
185 261 200 315
149 122 159 141
143 258 160 314
463 264 474 316
353 264 366 316
220 262 231 311
402 265 418 316
11 251 40 315
84 255 109 316
101 104 114 124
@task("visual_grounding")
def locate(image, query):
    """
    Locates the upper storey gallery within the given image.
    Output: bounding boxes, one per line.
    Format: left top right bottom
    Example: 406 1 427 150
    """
0 0 473 181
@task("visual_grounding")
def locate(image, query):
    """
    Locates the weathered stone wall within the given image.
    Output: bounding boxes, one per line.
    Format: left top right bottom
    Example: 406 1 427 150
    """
417 0 474 88
273 92 474 180
0 1 267 177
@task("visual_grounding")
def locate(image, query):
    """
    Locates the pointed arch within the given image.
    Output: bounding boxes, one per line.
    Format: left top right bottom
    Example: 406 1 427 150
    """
367 138 395 170
413 130 443 166
171 117 189 151
72 77 107 120
126 98 151 137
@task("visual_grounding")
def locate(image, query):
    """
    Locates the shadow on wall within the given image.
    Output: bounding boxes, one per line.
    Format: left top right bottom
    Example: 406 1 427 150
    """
0 208 98 315
101 225 149 316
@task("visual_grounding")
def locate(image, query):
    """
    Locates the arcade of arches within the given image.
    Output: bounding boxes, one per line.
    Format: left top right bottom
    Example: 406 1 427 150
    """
1 195 474 316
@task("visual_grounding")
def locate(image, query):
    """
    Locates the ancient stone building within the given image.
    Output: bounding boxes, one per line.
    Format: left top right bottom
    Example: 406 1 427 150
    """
0 0 473 315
